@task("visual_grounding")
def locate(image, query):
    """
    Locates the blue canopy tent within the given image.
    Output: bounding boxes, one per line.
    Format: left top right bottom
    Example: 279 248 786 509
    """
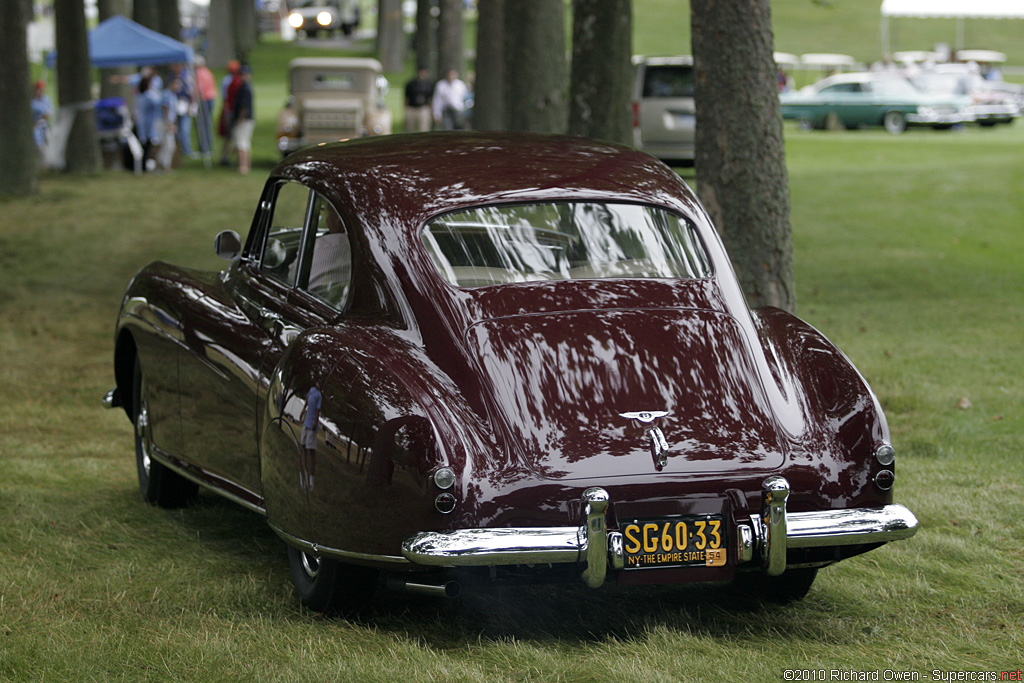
46 15 212 169
46 15 194 68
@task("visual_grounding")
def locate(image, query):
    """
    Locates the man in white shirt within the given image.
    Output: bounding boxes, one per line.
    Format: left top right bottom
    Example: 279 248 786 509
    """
432 69 470 130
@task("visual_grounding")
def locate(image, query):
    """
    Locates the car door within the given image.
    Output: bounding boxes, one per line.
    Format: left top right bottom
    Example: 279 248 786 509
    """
258 193 357 542
177 180 316 504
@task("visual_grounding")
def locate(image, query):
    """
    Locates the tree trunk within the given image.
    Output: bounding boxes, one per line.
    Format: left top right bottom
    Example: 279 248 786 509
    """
691 0 794 311
414 0 438 76
473 0 505 130
133 0 159 31
206 0 235 71
0 0 38 196
97 0 133 100
378 0 407 73
55 0 101 174
504 0 567 134
569 0 632 145
233 0 257 60
157 0 182 41
437 0 464 78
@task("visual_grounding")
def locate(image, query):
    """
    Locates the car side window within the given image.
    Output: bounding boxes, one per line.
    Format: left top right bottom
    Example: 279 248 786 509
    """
296 194 352 310
261 181 312 286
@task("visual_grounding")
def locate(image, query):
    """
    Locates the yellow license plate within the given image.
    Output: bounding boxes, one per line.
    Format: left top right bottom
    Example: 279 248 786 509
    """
621 516 727 569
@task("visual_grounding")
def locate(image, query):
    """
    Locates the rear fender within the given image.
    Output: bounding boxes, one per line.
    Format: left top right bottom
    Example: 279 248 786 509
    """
260 326 494 557
752 307 891 510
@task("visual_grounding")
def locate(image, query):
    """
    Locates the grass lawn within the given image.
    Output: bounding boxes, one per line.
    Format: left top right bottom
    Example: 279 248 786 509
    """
4 22 1024 683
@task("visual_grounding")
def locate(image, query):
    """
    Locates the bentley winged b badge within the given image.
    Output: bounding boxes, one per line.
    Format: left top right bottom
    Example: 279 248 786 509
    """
619 411 671 471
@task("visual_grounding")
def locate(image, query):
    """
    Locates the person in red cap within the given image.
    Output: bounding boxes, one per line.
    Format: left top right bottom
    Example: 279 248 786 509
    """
218 60 242 166
32 80 53 151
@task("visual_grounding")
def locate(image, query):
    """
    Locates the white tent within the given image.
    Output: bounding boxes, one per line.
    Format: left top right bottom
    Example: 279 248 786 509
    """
881 0 1024 54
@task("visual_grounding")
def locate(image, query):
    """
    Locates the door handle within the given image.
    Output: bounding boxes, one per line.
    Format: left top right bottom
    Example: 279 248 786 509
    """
273 318 301 344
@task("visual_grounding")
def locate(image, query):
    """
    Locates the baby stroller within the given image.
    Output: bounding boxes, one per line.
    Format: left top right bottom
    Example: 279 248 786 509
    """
95 97 143 173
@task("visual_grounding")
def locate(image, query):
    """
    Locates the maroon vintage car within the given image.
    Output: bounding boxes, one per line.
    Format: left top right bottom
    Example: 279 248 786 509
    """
105 132 917 613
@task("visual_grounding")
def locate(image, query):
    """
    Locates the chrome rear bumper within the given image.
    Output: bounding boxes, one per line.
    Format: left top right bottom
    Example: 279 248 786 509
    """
401 477 918 587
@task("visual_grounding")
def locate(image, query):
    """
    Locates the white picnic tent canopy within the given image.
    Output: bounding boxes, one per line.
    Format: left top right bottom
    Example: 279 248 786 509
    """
881 0 1024 54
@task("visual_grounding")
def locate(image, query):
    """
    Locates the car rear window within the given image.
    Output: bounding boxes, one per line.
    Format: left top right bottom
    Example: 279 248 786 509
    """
642 65 695 98
421 203 711 288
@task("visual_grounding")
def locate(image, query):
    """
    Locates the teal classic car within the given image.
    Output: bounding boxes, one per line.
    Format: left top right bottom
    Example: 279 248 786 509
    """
780 72 973 134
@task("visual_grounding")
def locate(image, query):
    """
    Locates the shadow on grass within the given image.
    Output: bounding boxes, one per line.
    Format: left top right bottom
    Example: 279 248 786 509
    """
132 491 847 647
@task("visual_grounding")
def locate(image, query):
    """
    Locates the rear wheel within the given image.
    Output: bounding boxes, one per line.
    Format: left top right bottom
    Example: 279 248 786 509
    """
133 357 197 507
287 546 379 614
882 110 907 134
732 567 818 603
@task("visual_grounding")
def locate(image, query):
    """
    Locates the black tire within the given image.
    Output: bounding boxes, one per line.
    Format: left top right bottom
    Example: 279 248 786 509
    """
288 546 379 614
133 357 197 508
882 110 907 135
732 567 818 603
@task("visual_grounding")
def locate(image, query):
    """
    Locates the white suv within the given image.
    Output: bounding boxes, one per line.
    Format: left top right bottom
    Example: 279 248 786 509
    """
632 56 695 164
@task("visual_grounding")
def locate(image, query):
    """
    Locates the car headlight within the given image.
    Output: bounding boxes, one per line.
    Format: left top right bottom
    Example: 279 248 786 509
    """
288 12 303 28
317 11 332 26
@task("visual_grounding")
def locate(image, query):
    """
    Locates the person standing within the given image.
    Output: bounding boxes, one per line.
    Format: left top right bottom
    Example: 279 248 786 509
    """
31 80 53 153
232 65 255 175
404 69 434 132
168 63 195 158
136 67 165 171
218 60 242 166
193 56 217 155
432 69 470 130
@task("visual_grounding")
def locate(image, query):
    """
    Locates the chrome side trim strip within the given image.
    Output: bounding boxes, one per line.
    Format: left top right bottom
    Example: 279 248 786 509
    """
270 523 412 566
787 504 919 548
148 445 266 516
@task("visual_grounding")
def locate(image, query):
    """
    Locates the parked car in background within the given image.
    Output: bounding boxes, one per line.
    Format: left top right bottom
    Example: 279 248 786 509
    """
909 64 1020 126
780 72 973 134
276 57 391 156
286 0 359 37
105 132 917 614
632 56 695 164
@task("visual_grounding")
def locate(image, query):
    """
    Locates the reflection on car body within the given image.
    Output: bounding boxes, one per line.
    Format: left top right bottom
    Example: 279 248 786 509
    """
105 132 917 614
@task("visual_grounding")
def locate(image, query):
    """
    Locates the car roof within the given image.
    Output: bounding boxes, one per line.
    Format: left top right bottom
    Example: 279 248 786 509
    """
288 57 383 72
633 55 694 67
273 132 702 238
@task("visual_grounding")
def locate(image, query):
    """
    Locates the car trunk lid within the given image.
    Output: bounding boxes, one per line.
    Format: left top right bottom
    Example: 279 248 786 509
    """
467 308 785 480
